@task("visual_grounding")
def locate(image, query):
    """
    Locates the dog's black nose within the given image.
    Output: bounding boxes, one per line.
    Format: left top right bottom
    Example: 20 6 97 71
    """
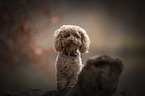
70 39 74 42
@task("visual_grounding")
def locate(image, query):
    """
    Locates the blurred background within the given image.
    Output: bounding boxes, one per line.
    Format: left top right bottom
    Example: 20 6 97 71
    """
0 0 145 95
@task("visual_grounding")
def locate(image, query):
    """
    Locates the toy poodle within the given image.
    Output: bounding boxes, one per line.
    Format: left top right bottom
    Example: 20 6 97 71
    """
54 25 90 90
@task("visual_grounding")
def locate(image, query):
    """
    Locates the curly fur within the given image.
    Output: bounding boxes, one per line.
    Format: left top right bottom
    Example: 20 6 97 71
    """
54 25 90 90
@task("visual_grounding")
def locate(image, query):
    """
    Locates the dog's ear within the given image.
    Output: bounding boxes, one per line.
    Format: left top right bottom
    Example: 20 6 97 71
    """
54 30 63 52
79 31 90 53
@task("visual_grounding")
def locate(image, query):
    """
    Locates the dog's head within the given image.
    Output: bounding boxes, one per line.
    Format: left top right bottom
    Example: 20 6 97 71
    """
54 25 90 53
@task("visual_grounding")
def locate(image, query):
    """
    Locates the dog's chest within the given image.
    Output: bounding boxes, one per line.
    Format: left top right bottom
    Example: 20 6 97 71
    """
56 52 82 75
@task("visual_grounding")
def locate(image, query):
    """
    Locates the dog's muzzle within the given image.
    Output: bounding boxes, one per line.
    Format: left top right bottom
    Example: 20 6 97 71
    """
63 49 78 57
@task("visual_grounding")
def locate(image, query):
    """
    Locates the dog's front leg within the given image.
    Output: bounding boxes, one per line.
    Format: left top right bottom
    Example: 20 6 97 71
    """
68 75 78 87
57 74 67 90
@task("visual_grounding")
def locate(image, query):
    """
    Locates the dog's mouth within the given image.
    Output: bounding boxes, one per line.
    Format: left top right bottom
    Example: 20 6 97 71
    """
63 41 79 56
61 39 82 56
68 40 78 45
65 43 79 51
67 42 77 46
63 48 78 57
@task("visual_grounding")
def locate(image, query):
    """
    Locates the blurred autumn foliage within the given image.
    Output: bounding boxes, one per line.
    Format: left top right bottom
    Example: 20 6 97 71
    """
0 0 64 88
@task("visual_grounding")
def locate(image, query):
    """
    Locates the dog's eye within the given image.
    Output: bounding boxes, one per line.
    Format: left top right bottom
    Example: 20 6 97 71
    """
64 34 70 38
74 34 80 38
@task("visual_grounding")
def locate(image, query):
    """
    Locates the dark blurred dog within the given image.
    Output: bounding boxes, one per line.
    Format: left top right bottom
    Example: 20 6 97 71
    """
66 55 124 96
